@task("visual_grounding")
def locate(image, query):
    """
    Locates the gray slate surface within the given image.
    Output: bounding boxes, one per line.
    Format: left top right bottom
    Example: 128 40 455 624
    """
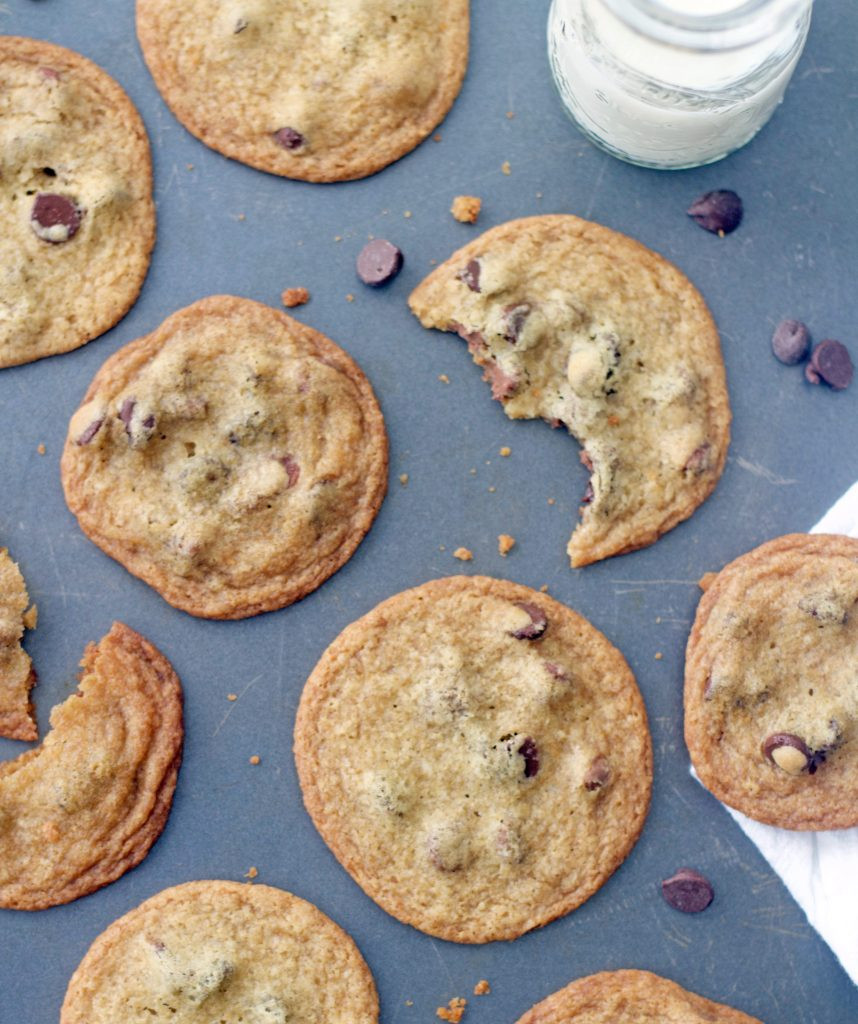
1 1 857 1022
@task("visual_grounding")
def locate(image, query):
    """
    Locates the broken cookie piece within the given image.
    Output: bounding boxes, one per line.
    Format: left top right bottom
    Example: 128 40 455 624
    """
409 215 730 567
0 548 37 741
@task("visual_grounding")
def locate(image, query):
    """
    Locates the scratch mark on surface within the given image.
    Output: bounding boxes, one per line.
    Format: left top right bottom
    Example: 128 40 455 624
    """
608 578 699 586
731 456 797 486
212 673 263 737
427 938 455 989
583 156 608 219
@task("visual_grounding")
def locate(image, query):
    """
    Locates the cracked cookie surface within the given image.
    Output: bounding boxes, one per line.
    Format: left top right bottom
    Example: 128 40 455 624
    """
0 37 154 368
294 575 652 943
686 533 858 830
136 0 469 182
408 215 730 567
0 547 37 741
61 880 379 1024
516 970 763 1024
0 622 182 910
61 295 388 619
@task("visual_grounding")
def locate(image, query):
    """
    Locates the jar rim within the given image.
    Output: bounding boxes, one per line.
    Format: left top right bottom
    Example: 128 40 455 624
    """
600 0 812 49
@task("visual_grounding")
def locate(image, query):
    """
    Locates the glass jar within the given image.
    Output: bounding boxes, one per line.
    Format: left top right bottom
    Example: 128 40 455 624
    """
547 0 814 169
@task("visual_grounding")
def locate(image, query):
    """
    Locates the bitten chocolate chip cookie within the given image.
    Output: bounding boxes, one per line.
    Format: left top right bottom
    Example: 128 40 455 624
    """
61 880 379 1024
136 0 469 182
61 296 388 619
0 37 155 368
516 970 763 1024
0 548 37 741
686 533 858 830
294 575 652 943
0 622 182 910
409 215 731 567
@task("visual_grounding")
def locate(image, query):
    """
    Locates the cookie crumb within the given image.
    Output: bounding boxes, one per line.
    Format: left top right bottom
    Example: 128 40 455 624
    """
234 213 246 221
488 486 496 493
451 195 482 224
498 534 515 556
403 210 413 219
474 980 491 996
249 755 261 766
439 544 447 552
437 998 467 1022
501 160 511 176
37 443 46 455
656 616 662 623
654 651 663 660
499 446 511 457
438 374 450 383
469 468 477 475
227 693 238 702
405 1000 414 1007
334 235 343 242
547 498 556 506
23 604 38 630
399 473 409 486
453 547 473 562
281 287 310 308
536 191 543 199
186 163 194 171
433 133 442 143
539 584 549 593
244 866 258 880
346 294 355 303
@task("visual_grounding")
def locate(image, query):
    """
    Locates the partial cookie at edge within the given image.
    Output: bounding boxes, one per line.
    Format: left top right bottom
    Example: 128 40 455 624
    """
0 547 37 741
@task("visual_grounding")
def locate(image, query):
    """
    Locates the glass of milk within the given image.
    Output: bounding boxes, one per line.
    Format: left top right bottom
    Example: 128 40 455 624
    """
548 0 813 169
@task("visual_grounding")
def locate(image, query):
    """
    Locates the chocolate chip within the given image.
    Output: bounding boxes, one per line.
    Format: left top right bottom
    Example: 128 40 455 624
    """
510 602 548 640
684 442 712 475
809 339 853 391
805 361 821 385
772 319 810 365
118 398 136 435
75 416 104 446
579 450 593 472
38 66 59 81
234 16 249 32
502 303 531 343
687 190 743 236
356 239 403 287
763 733 812 774
661 868 714 913
278 454 300 488
544 661 568 681
518 737 539 778
481 361 519 401
581 481 595 506
457 259 481 293
583 755 611 791
273 126 304 150
30 193 82 243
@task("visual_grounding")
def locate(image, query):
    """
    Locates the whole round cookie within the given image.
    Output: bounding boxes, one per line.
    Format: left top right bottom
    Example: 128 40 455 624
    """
136 0 469 182
61 296 388 619
61 880 379 1024
0 546 37 741
516 970 763 1024
0 37 155 368
408 215 731 567
294 575 652 943
0 622 182 910
685 533 858 830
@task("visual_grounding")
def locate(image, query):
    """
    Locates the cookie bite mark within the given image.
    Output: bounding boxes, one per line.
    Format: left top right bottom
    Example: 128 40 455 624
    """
0 622 183 910
0 548 38 741
408 215 730 567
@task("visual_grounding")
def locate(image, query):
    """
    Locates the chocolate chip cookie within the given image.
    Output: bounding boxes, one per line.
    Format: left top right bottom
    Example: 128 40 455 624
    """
409 215 731 567
0 547 37 741
685 533 858 829
61 880 379 1024
516 970 762 1024
0 37 155 368
61 296 388 619
0 622 182 910
294 575 652 943
136 0 469 182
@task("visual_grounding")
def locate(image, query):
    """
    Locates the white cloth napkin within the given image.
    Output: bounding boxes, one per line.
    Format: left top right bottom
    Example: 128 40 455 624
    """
698 483 858 985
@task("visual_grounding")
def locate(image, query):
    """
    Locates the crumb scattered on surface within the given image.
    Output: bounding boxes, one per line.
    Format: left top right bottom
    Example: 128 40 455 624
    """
399 473 409 486
433 133 442 142
536 191 543 199
656 616 662 624
469 468 477 475
540 584 549 593
437 997 467 1023
451 195 482 224
234 213 246 221
281 287 310 308
334 235 343 242
488 486 496 493
36 443 46 455
547 498 556 506
498 534 515 556
439 544 447 552
405 1000 414 1007
23 604 37 630
404 210 413 219
227 693 238 702
244 866 258 879
453 547 473 562
655 652 663 660
474 980 491 996
430 258 437 265
249 755 261 766
501 160 511 176
186 163 194 171
346 294 355 302
438 374 450 383
506 111 515 119
499 446 511 457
